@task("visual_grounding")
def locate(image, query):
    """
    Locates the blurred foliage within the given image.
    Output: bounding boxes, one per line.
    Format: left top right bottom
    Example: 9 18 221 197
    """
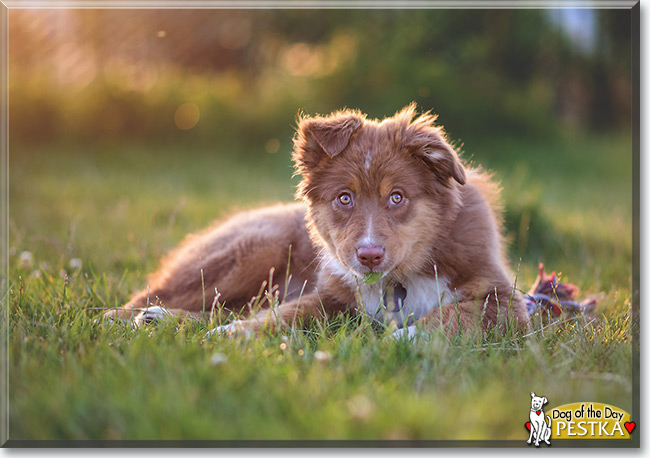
9 9 632 150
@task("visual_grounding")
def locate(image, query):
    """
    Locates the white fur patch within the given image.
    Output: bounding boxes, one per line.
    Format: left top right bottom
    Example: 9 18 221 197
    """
359 217 377 246
364 149 372 171
358 274 453 327
390 325 419 340
323 253 453 328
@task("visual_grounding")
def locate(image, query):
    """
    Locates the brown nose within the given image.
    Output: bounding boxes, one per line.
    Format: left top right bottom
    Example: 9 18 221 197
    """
356 245 385 270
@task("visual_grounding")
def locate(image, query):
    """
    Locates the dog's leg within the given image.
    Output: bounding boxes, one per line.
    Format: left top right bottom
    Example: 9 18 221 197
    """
102 206 317 324
527 418 535 444
207 292 348 338
420 289 529 335
101 299 205 326
133 306 206 326
103 246 293 324
533 422 542 446
420 301 480 335
101 289 154 322
543 418 552 444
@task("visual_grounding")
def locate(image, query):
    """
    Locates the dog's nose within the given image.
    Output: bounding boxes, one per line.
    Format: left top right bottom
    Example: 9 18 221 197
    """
356 245 385 270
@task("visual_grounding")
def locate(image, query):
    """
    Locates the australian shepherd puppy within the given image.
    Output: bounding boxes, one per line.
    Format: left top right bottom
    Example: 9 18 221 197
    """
104 104 530 337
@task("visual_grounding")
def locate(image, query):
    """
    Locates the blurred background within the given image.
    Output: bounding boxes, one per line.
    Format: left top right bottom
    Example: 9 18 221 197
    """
10 9 631 144
9 8 632 290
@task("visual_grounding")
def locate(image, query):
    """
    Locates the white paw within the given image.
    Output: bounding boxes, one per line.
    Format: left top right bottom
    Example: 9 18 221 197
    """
94 314 119 325
390 325 420 342
134 306 171 327
95 307 133 325
205 320 253 340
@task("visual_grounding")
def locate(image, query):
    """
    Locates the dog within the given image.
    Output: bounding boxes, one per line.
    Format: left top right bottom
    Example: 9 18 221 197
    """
103 104 530 337
527 392 552 446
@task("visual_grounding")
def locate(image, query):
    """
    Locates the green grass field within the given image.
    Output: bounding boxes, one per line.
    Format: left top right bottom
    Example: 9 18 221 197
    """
6 132 635 443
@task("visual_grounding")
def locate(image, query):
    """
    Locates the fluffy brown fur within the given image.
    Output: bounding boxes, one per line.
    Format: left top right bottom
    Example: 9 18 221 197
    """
104 104 529 335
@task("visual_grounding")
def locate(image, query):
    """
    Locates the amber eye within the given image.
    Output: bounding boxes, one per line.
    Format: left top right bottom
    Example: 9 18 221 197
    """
390 191 404 205
337 192 353 206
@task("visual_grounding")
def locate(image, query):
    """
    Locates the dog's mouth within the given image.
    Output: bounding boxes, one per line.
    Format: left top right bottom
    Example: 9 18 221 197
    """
347 256 396 280
346 262 387 278
354 264 385 274
331 250 391 280
325 243 404 283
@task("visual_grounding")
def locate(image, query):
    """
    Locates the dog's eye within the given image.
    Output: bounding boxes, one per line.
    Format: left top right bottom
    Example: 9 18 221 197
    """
389 192 404 205
337 192 353 206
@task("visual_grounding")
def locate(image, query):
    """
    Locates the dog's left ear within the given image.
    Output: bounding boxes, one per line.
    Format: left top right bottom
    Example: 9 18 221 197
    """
542 397 548 405
293 111 364 199
307 115 362 158
403 111 466 186
293 112 363 168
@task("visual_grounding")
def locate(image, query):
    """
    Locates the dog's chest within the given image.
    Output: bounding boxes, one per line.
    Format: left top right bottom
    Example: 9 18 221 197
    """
357 275 454 327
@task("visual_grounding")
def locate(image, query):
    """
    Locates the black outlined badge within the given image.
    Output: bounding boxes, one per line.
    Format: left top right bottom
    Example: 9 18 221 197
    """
526 400 636 441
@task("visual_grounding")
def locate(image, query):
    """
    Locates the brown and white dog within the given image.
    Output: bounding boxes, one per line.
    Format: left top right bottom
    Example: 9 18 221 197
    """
103 104 529 337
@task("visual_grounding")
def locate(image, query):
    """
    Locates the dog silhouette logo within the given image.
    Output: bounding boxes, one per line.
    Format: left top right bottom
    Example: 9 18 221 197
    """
526 392 552 446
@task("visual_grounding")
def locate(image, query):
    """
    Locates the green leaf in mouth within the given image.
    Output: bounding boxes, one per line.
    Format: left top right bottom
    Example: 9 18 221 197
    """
363 272 383 285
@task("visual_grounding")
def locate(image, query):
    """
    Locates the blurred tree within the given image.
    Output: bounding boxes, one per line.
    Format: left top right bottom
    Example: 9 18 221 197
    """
8 8 633 146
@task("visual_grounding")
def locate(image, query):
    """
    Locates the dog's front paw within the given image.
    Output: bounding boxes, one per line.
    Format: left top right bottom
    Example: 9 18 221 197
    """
389 325 421 342
206 320 253 340
134 305 172 326
95 307 134 324
95 310 118 325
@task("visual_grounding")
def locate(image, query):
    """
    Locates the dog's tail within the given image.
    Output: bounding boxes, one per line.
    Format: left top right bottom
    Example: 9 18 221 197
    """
546 415 552 427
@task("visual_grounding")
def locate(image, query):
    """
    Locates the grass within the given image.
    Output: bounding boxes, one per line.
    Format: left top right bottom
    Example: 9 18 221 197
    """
6 131 635 442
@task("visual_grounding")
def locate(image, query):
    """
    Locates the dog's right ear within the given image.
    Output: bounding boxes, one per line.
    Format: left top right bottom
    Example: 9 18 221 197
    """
293 112 363 169
531 392 536 398
400 106 466 186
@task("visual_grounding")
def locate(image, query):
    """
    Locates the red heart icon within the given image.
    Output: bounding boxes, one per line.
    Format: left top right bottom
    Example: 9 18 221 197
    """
525 421 531 431
624 421 636 434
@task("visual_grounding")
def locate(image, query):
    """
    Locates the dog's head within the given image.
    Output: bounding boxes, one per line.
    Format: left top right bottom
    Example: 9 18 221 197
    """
530 392 548 411
293 103 466 280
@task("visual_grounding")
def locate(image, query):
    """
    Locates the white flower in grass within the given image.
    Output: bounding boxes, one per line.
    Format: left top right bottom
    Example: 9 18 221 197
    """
313 350 331 363
19 251 33 269
69 258 82 270
347 395 375 421
210 353 228 366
